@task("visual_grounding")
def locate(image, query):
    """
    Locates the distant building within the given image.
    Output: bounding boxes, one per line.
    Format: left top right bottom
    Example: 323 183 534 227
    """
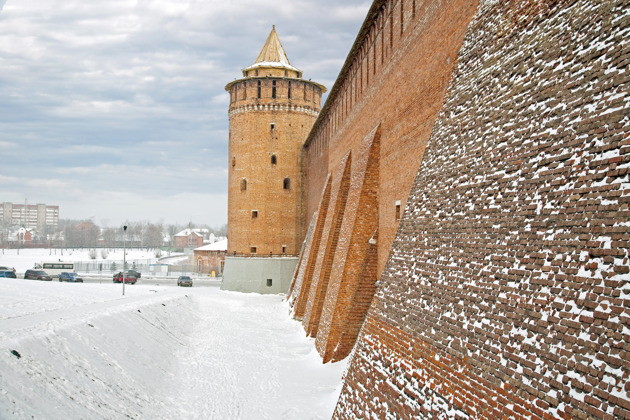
0 202 59 232
14 227 33 245
193 239 228 275
174 228 211 249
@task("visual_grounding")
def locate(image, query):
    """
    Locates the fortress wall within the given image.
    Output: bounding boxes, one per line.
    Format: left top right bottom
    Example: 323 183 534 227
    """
304 0 479 275
292 0 479 362
334 0 630 418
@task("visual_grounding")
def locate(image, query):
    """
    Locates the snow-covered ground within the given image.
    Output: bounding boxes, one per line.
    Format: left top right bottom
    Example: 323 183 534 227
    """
0 250 347 419
0 248 164 275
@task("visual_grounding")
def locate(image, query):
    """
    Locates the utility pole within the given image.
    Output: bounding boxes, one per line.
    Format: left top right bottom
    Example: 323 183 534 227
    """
122 225 127 296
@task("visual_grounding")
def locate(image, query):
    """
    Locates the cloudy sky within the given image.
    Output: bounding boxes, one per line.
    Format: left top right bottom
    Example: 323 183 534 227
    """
0 0 370 228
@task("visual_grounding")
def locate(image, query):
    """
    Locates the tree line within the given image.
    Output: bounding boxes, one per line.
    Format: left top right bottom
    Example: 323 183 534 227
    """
39 220 227 249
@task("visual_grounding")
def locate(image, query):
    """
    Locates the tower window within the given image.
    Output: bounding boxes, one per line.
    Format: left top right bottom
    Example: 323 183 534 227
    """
252 210 258 218
257 80 261 98
395 200 401 220
282 245 286 254
266 278 273 287
271 155 277 165
272 80 277 98
250 247 257 254
283 178 291 190
232 156 236 168
288 81 291 99
270 123 275 131
240 179 247 191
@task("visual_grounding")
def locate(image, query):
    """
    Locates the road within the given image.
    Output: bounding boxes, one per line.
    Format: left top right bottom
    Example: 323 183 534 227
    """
62 275 223 287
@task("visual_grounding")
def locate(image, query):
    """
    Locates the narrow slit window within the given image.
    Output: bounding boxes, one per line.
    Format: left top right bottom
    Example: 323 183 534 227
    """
283 177 291 190
270 123 275 131
271 154 277 165
257 80 261 98
252 210 258 219
288 81 291 99
395 200 401 220
240 179 247 191
272 80 276 98
282 245 286 254
232 156 236 168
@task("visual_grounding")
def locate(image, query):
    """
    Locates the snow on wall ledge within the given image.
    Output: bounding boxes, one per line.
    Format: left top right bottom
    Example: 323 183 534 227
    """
335 0 630 419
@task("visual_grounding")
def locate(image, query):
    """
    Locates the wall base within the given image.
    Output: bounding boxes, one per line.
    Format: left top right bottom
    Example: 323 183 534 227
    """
221 256 298 294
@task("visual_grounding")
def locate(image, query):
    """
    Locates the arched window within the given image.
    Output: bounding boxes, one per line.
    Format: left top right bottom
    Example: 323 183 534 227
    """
240 179 247 191
283 177 290 190
271 155 277 165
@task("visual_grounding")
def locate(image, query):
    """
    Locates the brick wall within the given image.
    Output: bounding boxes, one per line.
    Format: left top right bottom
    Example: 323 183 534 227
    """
304 0 480 276
291 0 479 365
334 0 630 418
193 250 226 275
227 77 324 256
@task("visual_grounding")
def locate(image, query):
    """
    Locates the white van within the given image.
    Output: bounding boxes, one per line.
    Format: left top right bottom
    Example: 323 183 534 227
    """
38 262 75 278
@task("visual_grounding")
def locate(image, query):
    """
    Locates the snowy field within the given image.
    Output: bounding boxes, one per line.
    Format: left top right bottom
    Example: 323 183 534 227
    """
0 248 166 275
0 250 348 419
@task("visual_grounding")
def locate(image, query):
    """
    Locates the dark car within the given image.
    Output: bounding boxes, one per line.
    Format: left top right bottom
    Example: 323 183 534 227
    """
177 275 193 287
112 271 137 284
24 269 53 281
59 272 83 283
0 270 17 278
0 266 16 273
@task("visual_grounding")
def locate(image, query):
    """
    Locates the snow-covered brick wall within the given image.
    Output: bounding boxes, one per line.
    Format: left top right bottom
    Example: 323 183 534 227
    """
335 0 630 418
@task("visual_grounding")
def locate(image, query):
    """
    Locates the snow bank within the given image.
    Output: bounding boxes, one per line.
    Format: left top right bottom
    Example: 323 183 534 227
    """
0 282 347 419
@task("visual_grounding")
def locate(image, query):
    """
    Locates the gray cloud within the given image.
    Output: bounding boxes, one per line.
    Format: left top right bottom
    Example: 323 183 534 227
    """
0 0 370 227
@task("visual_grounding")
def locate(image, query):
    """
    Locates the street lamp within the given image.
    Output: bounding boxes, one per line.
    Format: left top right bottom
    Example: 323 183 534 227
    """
122 225 127 296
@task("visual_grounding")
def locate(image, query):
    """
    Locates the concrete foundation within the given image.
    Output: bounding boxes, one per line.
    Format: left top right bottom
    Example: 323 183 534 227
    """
221 256 298 294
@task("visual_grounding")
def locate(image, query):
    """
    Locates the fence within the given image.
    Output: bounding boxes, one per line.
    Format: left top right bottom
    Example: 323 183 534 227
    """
74 260 213 278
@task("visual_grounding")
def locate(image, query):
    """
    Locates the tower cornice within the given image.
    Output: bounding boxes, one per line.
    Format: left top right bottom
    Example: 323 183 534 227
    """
225 76 326 93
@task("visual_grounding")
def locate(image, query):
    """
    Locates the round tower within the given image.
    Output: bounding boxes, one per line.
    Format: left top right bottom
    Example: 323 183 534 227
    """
225 26 326 259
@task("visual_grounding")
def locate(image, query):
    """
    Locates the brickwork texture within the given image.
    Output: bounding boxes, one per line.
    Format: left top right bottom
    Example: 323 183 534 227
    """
226 28 325 257
333 0 630 418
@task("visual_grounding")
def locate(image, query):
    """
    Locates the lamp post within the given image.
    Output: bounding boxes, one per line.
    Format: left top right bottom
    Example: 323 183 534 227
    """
122 225 127 296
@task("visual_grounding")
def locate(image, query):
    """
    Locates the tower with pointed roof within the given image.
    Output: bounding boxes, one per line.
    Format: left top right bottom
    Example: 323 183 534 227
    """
223 26 326 293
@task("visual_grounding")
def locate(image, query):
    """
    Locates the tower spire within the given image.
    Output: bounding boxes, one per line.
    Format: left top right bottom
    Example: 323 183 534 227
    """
254 25 291 66
241 26 302 77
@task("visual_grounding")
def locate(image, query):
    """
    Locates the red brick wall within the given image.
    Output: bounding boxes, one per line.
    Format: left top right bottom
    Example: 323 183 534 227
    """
305 0 480 275
227 77 324 256
302 153 352 337
292 0 478 364
194 250 226 275
335 0 630 418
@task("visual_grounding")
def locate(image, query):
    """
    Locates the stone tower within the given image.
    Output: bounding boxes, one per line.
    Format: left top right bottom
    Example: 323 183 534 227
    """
222 26 326 293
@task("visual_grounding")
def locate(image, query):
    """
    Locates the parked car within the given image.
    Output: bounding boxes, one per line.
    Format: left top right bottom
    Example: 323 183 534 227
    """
112 271 137 284
0 270 17 278
24 269 52 281
0 266 16 273
58 272 83 283
126 270 141 279
177 275 193 287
